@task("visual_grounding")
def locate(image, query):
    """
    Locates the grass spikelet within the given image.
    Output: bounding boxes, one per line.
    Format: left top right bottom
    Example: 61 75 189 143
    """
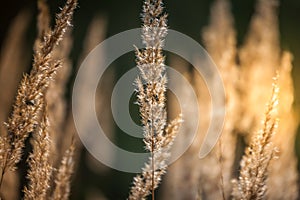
0 9 31 136
23 105 52 200
1 0 77 174
0 2 77 198
232 77 279 200
267 51 299 200
128 0 182 199
51 141 75 200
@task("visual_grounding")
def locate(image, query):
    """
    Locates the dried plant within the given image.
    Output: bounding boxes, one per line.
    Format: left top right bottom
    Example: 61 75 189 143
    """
162 0 298 199
0 0 298 199
52 141 75 200
33 0 74 167
231 78 279 200
267 52 299 200
0 0 77 174
23 105 52 200
0 9 31 135
128 0 182 199
0 0 77 198
0 9 32 199
237 0 299 198
238 0 280 135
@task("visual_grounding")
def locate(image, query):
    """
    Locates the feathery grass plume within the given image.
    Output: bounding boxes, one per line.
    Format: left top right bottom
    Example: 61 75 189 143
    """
0 9 31 200
267 52 299 200
0 8 32 200
197 0 239 198
34 0 68 166
0 137 19 200
23 104 52 200
0 9 31 135
1 0 77 171
236 0 299 198
231 77 279 200
0 0 77 194
51 141 75 200
128 0 182 199
237 0 280 136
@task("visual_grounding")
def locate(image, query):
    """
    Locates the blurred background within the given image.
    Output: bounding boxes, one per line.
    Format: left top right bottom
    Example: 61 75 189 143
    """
0 0 299 199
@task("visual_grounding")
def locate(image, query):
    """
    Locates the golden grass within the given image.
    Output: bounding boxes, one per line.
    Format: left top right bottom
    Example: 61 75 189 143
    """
128 0 182 199
232 78 279 200
0 0 77 199
0 0 298 199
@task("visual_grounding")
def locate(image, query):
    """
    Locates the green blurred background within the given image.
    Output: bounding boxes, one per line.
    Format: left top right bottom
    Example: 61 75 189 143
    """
0 0 299 199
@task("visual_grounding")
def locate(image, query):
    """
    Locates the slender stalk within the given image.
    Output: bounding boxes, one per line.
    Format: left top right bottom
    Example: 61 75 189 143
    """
232 77 279 200
0 153 7 191
218 141 226 200
128 2 182 197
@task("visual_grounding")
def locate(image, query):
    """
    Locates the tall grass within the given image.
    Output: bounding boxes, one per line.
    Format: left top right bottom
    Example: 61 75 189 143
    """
0 0 298 199
0 0 77 199
128 0 182 199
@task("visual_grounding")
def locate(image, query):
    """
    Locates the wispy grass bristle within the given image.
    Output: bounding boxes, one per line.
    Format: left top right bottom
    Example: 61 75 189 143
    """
51 141 75 200
128 0 182 199
232 77 279 200
23 105 52 200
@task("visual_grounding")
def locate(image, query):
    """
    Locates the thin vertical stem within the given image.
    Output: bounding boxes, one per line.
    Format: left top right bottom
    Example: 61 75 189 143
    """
151 108 155 200
0 152 8 192
218 140 226 200
152 150 155 200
